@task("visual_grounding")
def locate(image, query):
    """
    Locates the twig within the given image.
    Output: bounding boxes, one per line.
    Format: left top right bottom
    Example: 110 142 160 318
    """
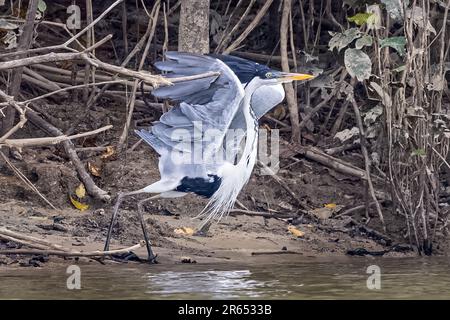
229 209 297 219
1 0 39 135
1 125 113 148
0 91 27 143
0 0 124 60
216 0 256 53
223 0 275 54
298 69 347 132
0 151 57 209
280 0 300 142
117 1 161 151
25 109 110 201
334 200 387 218
22 80 126 104
349 96 385 231
257 159 308 211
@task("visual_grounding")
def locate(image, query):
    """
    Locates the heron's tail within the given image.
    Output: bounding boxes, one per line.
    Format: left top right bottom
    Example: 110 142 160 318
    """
196 157 255 226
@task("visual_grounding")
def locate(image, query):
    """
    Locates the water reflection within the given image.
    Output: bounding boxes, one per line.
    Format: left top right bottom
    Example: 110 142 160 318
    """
1 258 450 299
145 270 280 299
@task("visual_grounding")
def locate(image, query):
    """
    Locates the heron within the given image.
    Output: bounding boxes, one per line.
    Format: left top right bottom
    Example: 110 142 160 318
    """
103 52 314 263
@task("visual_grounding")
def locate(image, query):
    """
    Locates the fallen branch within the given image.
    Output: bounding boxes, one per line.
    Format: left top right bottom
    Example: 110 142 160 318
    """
1 124 113 148
0 227 68 251
280 140 368 180
229 209 297 219
0 241 145 257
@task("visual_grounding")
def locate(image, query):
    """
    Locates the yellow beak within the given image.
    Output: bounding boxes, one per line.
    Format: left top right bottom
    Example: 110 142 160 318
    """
288 74 315 81
282 73 315 81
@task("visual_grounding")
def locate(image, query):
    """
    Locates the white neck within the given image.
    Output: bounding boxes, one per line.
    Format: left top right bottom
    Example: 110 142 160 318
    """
238 79 262 168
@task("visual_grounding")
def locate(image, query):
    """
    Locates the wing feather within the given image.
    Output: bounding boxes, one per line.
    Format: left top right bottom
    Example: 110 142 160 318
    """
137 52 245 171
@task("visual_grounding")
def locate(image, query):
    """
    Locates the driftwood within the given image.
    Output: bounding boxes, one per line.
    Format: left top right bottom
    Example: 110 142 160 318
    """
0 242 145 257
280 140 368 180
0 227 145 257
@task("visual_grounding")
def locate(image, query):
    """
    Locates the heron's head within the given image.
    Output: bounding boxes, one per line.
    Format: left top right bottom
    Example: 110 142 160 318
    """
256 70 315 85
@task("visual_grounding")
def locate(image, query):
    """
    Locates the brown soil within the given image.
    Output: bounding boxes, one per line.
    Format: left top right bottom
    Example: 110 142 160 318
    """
0 100 429 268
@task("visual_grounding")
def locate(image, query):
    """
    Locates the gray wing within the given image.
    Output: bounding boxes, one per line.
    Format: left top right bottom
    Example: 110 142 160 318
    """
136 52 245 174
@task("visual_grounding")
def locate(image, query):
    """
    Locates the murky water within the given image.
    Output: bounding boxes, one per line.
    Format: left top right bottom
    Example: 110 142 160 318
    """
1 257 450 299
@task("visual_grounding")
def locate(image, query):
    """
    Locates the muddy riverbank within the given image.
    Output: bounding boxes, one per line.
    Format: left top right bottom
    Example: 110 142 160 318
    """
0 100 445 268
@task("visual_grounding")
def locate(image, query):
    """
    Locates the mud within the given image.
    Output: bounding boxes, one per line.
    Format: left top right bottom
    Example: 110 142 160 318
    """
0 100 432 268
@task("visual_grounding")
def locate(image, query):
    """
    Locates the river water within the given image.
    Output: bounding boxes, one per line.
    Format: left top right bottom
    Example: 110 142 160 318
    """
1 257 450 299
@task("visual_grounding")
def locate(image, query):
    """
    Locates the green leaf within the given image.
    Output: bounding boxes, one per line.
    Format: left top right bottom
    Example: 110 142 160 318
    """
393 65 406 72
328 28 362 52
380 36 406 57
38 0 47 12
348 13 373 26
355 35 373 49
344 48 372 82
411 149 426 157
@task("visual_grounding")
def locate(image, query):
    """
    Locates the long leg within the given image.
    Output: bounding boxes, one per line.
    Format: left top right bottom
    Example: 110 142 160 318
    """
137 195 160 263
104 189 144 252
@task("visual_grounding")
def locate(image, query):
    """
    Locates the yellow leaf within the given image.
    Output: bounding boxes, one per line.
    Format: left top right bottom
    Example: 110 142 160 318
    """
174 227 195 236
88 161 101 177
347 13 373 26
100 146 115 160
325 203 337 209
75 183 86 199
288 226 305 238
69 195 89 211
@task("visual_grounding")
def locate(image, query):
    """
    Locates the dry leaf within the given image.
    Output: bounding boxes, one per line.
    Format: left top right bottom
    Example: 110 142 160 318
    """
69 195 89 211
75 183 86 199
88 161 101 177
272 105 286 120
310 204 344 219
174 227 195 236
100 146 115 160
288 226 305 238
311 207 333 219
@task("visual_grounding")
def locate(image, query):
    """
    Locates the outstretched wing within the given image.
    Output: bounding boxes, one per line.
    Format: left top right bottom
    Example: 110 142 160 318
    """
136 52 245 166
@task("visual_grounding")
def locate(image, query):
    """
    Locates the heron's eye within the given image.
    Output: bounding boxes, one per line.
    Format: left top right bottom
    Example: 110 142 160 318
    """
265 72 273 79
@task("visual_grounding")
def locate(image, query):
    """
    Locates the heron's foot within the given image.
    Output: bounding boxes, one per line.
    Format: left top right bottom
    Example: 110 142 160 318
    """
147 253 158 264
109 251 142 263
194 222 212 237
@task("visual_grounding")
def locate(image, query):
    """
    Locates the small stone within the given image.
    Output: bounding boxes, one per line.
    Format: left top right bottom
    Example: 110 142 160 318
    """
180 256 197 264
